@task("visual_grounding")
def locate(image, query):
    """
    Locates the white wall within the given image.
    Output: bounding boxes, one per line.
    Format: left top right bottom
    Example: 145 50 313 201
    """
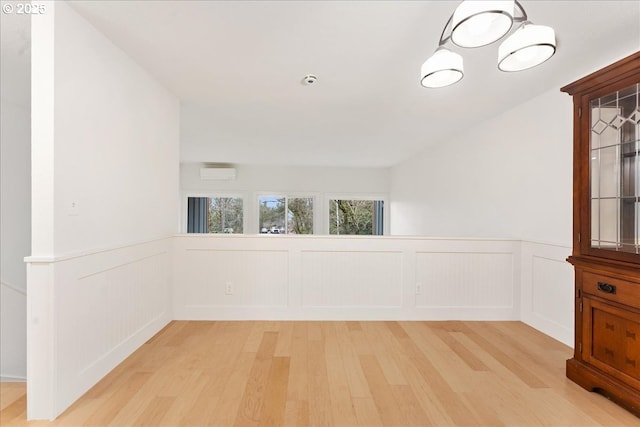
0 7 30 381
389 48 640 242
52 17 179 256
28 1 179 419
180 163 390 234
389 87 573 244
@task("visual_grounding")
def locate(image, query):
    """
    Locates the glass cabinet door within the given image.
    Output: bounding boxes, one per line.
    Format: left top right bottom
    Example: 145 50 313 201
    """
590 83 640 253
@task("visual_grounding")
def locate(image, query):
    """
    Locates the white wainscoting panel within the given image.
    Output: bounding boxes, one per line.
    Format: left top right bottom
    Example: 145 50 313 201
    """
179 249 289 308
520 241 574 346
0 281 27 381
26 236 575 420
26 238 172 420
301 251 403 308
173 235 521 320
415 252 515 309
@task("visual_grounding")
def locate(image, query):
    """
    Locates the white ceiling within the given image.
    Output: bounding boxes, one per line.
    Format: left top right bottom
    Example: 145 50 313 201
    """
9 1 640 167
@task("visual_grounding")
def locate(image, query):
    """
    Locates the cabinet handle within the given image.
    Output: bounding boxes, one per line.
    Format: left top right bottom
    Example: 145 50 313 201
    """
597 282 617 294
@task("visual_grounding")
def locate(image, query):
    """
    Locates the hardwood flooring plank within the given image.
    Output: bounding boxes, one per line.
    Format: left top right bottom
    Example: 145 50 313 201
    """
0 394 26 426
284 400 309 427
346 321 362 332
390 323 482 426
240 321 267 354
431 327 489 372
234 332 278 427
286 323 309 402
307 321 323 342
132 395 175 427
207 351 255 427
360 323 407 386
359 354 408 427
50 399 103 427
352 397 384 427
334 321 372 399
349 330 373 356
176 372 224 427
469 322 563 372
83 371 153 426
307 340 332 427
5 321 640 427
390 384 433 427
260 356 290 427
274 322 294 357
1 383 26 412
459 322 549 389
383 340 454 426
409 323 483 394
165 321 196 347
325 352 358 427
384 321 409 340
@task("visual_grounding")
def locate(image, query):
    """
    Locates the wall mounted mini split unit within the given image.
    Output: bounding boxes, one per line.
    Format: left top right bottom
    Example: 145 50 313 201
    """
199 167 237 181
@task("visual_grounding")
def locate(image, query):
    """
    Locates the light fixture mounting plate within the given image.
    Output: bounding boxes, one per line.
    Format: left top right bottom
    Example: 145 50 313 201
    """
302 74 318 85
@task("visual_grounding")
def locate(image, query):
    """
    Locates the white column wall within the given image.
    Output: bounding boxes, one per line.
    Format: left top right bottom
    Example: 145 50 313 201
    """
28 1 179 419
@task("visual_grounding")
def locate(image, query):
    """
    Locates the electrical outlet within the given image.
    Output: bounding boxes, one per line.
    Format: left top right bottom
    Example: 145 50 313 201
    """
415 283 422 295
68 201 79 216
225 282 233 295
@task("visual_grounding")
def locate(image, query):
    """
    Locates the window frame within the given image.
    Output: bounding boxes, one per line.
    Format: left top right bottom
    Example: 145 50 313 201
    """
182 191 247 234
324 193 389 236
254 191 320 235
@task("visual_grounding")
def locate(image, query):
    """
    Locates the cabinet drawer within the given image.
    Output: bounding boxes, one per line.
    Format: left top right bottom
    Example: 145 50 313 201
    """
584 298 640 388
583 271 640 305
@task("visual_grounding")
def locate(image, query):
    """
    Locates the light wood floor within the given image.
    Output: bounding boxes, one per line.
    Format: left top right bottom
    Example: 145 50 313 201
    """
2 321 639 426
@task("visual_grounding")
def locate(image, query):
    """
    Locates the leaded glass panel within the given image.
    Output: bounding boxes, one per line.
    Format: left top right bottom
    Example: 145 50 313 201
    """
590 83 640 253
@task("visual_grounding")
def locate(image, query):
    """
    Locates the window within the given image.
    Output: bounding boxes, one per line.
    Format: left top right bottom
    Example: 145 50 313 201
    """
329 199 384 235
259 196 313 234
187 197 243 233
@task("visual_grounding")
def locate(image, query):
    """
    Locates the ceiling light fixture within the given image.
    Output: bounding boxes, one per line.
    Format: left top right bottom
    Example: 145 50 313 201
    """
451 1 514 48
420 0 556 88
420 48 464 88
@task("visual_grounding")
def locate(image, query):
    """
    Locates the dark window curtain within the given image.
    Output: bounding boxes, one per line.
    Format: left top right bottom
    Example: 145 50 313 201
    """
373 201 384 235
187 197 208 233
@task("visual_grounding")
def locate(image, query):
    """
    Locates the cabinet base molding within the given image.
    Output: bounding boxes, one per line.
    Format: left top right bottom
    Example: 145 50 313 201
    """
567 357 640 417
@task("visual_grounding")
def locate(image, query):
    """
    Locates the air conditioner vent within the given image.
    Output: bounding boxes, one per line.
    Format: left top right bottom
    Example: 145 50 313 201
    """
199 167 236 180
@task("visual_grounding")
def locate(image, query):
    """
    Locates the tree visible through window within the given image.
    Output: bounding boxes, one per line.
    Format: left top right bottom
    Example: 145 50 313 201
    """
187 197 243 233
329 199 383 235
259 196 313 234
209 197 243 233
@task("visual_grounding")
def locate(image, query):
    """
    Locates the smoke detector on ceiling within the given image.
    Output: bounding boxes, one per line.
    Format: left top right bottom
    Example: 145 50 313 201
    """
302 74 318 85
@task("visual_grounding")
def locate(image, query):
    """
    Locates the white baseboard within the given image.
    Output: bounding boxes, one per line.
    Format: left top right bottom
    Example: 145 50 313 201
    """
0 375 27 382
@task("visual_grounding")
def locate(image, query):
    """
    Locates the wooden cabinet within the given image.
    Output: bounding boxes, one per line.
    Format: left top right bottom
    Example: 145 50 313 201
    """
562 51 640 416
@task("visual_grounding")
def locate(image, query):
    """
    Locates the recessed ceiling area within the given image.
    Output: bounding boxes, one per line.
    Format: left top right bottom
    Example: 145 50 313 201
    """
66 1 640 168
